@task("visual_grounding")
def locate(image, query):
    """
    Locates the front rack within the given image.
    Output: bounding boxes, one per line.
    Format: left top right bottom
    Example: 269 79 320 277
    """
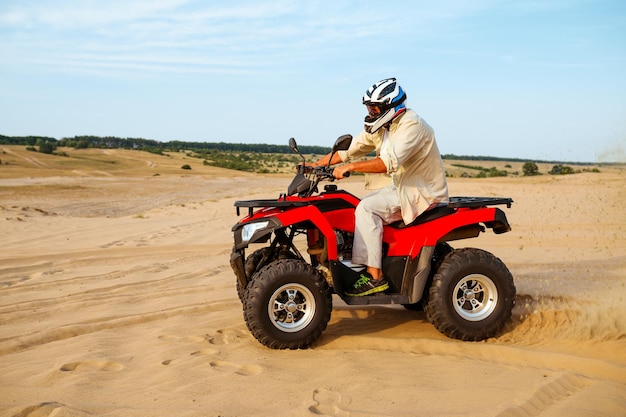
234 199 309 217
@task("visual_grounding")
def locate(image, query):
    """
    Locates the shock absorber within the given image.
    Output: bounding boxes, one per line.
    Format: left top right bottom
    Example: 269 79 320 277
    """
306 229 327 266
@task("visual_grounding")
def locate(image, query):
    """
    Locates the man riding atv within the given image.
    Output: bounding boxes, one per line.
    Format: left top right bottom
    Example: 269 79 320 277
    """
312 77 448 296
230 81 515 349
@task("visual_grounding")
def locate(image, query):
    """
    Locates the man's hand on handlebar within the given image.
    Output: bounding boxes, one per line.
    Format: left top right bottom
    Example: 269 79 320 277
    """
332 164 351 179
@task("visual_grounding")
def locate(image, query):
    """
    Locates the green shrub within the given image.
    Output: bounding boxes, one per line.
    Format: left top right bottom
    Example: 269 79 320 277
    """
522 161 540 176
37 140 56 154
549 164 576 175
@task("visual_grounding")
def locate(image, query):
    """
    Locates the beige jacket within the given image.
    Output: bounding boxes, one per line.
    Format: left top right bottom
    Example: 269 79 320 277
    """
337 109 449 224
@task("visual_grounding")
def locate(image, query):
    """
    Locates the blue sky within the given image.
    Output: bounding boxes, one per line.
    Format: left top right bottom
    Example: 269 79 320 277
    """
1 1 624 162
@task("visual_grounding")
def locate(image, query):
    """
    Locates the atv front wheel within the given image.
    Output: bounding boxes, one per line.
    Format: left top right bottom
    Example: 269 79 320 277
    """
236 248 276 302
243 259 332 349
424 248 515 341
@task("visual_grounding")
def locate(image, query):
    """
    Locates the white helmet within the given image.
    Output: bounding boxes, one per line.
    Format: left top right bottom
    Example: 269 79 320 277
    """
362 78 407 133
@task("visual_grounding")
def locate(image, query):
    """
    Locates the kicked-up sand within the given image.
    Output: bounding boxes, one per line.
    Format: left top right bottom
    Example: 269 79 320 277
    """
0 146 625 416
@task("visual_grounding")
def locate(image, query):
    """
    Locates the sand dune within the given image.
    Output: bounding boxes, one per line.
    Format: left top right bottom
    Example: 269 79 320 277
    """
1 147 625 416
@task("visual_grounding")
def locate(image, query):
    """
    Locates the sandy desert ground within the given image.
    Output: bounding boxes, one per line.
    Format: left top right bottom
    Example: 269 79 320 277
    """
1 146 625 417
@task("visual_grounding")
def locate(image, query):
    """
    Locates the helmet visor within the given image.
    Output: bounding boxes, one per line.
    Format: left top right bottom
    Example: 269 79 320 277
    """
366 104 383 118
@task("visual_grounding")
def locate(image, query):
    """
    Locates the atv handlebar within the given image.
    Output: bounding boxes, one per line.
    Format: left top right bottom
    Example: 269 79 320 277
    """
290 164 350 197
317 166 350 179
289 136 352 197
298 165 350 179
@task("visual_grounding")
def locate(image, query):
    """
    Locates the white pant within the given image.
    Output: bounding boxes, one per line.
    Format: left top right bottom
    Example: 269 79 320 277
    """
351 185 403 269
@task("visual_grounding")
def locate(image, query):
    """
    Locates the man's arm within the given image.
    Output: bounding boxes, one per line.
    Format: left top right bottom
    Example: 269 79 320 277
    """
333 157 387 179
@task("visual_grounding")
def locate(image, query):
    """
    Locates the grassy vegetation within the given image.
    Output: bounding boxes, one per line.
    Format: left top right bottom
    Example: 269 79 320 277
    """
450 163 509 178
1 134 611 178
0 145 316 178
195 150 305 173
446 161 602 178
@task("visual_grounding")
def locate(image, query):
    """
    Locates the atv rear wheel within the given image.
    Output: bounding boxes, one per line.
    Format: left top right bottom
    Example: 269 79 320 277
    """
243 259 332 349
402 243 453 311
424 248 515 341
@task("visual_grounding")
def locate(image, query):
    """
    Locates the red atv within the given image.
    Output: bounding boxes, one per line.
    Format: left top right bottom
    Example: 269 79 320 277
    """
230 135 515 349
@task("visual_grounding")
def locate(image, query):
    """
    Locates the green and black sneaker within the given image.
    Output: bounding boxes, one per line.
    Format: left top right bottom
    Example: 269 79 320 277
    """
346 273 389 297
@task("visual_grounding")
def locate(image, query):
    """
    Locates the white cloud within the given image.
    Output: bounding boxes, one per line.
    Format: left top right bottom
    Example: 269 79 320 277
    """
1 1 385 76
0 2 293 76
1 0 619 79
0 0 188 28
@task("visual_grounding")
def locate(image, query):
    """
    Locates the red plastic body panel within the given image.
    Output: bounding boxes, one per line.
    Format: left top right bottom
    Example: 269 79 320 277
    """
383 207 498 257
235 192 502 261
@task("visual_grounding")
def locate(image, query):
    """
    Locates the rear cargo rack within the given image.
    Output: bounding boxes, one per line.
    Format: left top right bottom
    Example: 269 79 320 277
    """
448 197 513 208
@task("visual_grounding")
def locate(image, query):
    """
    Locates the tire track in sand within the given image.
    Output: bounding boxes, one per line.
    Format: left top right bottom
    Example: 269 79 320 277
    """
7 401 92 417
0 299 237 356
0 250 236 356
0 267 229 324
494 374 590 417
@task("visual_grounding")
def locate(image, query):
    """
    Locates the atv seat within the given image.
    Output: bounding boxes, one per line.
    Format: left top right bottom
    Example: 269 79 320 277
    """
388 204 455 229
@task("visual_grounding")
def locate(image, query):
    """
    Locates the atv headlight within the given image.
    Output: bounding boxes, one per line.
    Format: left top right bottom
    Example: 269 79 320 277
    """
241 221 270 243
232 217 282 250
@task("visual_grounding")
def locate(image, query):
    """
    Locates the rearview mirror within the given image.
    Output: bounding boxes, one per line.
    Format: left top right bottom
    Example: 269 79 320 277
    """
332 134 352 152
288 137 299 154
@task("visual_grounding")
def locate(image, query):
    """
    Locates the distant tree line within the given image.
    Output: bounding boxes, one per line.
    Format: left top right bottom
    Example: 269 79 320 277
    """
0 136 59 154
0 135 330 155
0 135 57 146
